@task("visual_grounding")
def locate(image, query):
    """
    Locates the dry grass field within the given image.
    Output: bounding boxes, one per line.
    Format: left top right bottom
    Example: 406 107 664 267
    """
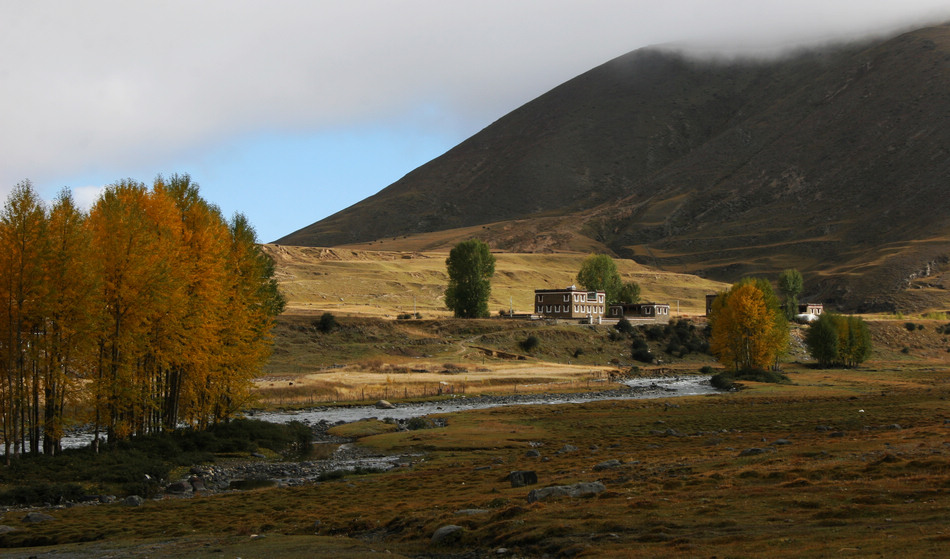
262 245 727 318
4 359 949 558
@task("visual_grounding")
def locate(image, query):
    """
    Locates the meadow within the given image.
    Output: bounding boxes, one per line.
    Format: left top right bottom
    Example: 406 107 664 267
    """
3 248 950 557
2 358 948 557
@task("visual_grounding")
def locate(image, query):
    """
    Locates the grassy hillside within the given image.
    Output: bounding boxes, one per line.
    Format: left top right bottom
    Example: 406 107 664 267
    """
263 244 727 318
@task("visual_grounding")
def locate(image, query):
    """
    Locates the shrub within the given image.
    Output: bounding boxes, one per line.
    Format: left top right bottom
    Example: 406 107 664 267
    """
905 322 917 332
317 312 338 333
711 368 789 390
615 317 634 335
631 339 653 363
644 325 665 341
520 335 540 352
710 371 735 390
407 417 434 430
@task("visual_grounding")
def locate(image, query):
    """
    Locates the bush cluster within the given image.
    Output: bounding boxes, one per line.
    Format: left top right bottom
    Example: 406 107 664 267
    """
0 419 313 506
710 368 790 390
620 319 709 363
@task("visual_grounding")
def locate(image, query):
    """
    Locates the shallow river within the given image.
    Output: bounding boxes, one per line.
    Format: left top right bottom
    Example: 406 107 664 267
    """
55 375 717 450
251 375 718 426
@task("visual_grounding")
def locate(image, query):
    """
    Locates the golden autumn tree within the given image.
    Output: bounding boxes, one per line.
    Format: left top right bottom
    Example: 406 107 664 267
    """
709 280 788 372
87 179 183 444
153 174 230 429
0 175 283 454
210 213 285 423
41 189 98 455
0 181 49 458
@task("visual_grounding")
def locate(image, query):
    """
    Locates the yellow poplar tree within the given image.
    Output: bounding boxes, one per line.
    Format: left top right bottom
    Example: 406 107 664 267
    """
709 282 787 372
0 181 48 458
42 189 97 455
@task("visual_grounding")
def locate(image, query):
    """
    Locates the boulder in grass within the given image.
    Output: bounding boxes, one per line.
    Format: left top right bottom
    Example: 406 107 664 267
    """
375 400 396 409
431 524 464 545
527 482 606 503
22 512 53 523
593 459 622 471
508 470 538 488
123 495 144 507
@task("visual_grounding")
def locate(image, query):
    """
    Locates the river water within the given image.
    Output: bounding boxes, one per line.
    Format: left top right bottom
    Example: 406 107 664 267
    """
53 375 716 450
251 375 718 426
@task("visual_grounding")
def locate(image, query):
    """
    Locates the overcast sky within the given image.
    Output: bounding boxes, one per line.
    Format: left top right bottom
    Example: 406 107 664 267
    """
3 1 949 243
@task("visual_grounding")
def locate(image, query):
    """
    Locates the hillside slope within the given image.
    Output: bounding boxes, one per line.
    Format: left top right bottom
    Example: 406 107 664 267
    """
278 24 950 311
261 245 727 318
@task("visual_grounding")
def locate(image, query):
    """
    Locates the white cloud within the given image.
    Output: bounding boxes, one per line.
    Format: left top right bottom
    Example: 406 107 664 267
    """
71 185 106 211
2 0 949 207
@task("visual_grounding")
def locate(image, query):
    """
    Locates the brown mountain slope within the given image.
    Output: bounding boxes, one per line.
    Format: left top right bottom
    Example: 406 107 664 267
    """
278 24 950 311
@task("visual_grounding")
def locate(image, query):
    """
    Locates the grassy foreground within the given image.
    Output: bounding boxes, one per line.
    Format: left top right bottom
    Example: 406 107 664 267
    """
2 362 949 557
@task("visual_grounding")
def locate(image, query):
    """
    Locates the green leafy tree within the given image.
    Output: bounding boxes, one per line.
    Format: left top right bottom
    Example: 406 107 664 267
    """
617 281 641 304
805 313 871 368
576 254 623 303
445 239 496 318
778 269 804 320
804 313 839 367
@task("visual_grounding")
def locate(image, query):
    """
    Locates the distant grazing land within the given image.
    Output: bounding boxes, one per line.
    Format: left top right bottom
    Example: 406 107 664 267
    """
262 244 728 318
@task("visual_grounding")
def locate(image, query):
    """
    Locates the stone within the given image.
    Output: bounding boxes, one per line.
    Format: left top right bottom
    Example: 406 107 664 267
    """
739 448 768 456
454 509 489 515
527 482 606 503
190 476 207 492
431 524 464 545
774 439 792 445
557 444 578 454
375 400 396 409
22 512 54 523
509 470 538 488
166 481 192 494
525 449 541 458
0 525 15 534
593 459 622 471
123 495 145 506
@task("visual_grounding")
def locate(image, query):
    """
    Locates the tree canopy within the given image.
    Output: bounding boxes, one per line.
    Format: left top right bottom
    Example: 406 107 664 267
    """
576 254 638 304
778 269 804 320
805 313 872 368
444 239 496 318
709 278 788 372
0 176 284 457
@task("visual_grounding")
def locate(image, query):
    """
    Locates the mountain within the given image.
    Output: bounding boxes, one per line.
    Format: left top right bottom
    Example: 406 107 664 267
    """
277 24 950 312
